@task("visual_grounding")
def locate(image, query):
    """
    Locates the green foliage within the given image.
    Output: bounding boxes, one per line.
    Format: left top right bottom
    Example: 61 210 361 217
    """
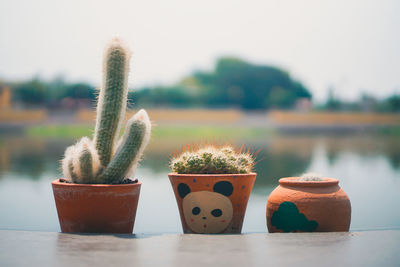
10 77 96 108
8 55 400 113
384 94 400 112
325 88 342 111
12 78 47 105
321 91 400 113
130 86 197 108
63 83 96 99
26 125 272 139
196 57 309 110
27 125 93 138
170 145 254 174
133 57 311 110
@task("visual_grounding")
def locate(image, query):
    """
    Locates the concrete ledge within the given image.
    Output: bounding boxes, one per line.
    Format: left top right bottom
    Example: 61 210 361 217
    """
1 230 399 267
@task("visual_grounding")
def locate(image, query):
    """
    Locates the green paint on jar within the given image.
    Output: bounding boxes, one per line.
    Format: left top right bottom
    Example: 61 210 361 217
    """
271 201 318 232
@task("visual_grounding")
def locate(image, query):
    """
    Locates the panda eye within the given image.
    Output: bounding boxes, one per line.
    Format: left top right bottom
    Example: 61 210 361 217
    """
211 209 222 217
192 207 201 215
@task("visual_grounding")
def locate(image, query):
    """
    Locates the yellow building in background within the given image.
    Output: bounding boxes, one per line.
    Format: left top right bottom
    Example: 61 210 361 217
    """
0 85 12 109
0 83 48 123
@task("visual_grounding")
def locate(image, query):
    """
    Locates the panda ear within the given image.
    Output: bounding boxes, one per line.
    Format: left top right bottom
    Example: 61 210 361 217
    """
213 181 233 197
177 183 191 198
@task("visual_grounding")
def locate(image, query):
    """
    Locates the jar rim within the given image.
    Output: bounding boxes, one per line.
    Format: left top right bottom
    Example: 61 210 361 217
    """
279 177 339 187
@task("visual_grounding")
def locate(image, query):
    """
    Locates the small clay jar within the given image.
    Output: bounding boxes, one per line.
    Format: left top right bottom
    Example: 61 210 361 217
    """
266 177 351 233
169 173 256 234
52 179 141 233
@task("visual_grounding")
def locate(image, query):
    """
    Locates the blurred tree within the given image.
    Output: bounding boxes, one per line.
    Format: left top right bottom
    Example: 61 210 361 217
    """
131 86 197 108
325 87 341 111
193 57 311 110
385 94 400 112
63 83 96 99
7 58 312 110
13 78 47 105
10 78 96 108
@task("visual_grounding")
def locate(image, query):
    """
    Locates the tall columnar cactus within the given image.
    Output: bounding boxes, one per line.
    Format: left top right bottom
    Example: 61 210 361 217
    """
94 41 129 167
61 39 151 184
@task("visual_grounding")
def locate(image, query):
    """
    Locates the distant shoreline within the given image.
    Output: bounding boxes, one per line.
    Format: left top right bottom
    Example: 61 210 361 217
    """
1 109 400 137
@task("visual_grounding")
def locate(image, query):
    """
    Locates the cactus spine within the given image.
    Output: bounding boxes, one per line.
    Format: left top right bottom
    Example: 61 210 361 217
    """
61 39 151 184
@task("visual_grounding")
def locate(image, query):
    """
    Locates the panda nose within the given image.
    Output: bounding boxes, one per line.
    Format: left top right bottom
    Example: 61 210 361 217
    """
202 217 207 220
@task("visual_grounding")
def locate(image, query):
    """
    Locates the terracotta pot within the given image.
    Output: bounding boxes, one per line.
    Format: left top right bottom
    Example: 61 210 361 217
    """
169 173 256 234
52 179 141 233
266 177 351 233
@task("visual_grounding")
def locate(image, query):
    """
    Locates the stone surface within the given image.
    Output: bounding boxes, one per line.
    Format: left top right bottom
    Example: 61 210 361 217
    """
0 230 399 267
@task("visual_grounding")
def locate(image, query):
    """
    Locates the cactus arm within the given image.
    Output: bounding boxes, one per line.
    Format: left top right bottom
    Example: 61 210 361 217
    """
123 110 151 178
100 121 145 183
94 39 130 167
100 109 151 183
61 137 101 184
68 159 78 182
79 149 94 184
62 145 76 181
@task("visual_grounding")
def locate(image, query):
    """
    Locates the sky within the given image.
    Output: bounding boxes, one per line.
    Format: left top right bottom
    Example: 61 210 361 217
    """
0 0 399 102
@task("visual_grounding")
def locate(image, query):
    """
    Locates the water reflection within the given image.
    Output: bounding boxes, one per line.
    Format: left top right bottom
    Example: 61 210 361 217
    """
1 134 399 180
0 137 71 179
0 133 399 232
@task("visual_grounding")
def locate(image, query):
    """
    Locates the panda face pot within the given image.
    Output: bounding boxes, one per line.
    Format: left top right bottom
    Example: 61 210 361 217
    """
169 173 256 234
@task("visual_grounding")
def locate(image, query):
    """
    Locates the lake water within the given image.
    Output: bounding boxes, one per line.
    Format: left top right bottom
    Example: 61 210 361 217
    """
0 132 399 233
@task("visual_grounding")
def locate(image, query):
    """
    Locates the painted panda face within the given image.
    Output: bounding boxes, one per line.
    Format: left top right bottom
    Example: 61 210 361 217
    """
178 181 234 234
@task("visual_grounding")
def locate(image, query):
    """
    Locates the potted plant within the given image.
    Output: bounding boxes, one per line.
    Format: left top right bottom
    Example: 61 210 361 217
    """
266 173 351 233
52 39 151 233
169 144 257 234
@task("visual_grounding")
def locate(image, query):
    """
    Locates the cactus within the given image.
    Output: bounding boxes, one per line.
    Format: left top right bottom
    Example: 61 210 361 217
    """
99 110 151 183
170 145 254 174
94 41 130 167
299 172 324 181
61 39 151 184
62 137 101 184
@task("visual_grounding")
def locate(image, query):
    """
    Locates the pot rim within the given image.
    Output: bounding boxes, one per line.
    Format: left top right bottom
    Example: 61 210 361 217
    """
168 172 257 177
279 177 339 187
52 179 142 188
